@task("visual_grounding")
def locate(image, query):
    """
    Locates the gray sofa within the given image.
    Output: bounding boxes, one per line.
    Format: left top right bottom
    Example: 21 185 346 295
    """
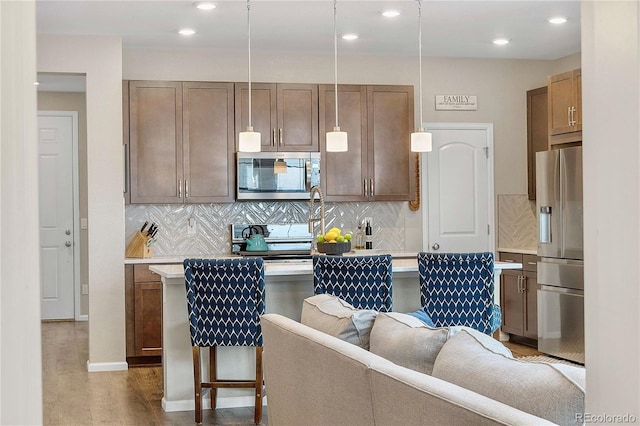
260 295 586 426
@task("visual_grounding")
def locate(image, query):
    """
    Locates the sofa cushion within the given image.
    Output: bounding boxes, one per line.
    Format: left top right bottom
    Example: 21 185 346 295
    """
432 329 585 425
448 325 513 358
369 312 449 375
300 294 377 349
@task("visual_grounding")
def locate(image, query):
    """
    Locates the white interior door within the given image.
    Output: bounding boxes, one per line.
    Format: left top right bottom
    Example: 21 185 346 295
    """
422 123 494 253
39 112 78 320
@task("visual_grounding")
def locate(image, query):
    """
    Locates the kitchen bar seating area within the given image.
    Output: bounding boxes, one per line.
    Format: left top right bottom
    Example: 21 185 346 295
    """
149 251 526 417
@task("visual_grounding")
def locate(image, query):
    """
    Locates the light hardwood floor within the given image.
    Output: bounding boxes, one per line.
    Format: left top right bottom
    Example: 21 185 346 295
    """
42 321 267 425
42 321 539 425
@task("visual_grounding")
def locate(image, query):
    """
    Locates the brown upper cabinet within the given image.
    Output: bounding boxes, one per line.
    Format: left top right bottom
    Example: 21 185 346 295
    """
235 83 319 152
319 84 414 202
128 81 235 204
548 69 582 145
123 81 131 205
527 86 548 200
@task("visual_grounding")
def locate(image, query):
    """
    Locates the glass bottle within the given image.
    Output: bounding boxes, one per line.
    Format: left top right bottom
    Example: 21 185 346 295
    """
365 220 373 249
354 224 365 250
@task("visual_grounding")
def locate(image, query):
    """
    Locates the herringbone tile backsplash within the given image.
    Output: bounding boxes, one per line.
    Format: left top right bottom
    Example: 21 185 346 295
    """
125 201 407 256
497 195 537 250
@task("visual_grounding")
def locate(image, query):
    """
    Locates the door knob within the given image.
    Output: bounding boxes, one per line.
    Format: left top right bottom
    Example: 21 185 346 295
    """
65 229 71 235
432 242 440 251
65 241 72 247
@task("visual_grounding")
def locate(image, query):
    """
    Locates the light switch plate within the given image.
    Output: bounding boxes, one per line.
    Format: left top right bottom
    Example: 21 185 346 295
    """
80 218 88 230
187 217 197 235
82 284 89 295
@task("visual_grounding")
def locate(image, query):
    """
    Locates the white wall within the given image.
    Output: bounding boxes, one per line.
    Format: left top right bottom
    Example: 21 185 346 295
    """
37 35 126 368
0 1 43 424
582 1 640 419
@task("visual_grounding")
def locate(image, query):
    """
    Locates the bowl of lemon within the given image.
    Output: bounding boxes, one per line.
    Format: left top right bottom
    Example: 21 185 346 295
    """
316 227 352 255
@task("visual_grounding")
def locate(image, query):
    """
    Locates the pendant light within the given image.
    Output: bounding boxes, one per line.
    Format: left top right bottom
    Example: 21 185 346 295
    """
411 0 432 152
326 0 348 152
238 0 261 152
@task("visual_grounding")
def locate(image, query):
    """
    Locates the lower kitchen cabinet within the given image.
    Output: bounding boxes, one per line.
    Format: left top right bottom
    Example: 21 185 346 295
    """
125 264 165 365
499 252 540 343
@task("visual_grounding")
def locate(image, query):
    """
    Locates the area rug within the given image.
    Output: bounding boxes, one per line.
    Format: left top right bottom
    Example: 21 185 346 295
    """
518 355 585 368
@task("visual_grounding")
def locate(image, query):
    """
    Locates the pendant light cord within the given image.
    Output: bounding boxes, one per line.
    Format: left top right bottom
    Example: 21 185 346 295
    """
333 0 339 129
417 0 423 129
247 0 252 128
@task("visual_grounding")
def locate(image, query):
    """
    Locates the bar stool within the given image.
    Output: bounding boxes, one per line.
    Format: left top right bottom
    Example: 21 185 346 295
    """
183 258 266 424
312 254 393 312
417 252 501 334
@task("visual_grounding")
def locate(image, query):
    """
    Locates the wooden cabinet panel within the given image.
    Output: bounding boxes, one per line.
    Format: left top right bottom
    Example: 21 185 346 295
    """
319 84 414 202
129 81 183 204
183 82 235 202
498 252 523 264
524 271 540 339
527 86 548 200
123 81 131 205
501 269 524 336
367 86 414 201
548 69 582 145
235 83 277 151
235 83 318 152
126 263 167 364
319 84 368 201
522 254 539 272
134 282 163 357
277 84 319 151
499 252 540 343
129 80 235 204
125 265 135 358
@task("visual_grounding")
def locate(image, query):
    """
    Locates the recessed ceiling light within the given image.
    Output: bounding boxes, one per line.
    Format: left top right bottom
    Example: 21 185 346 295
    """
179 28 196 36
194 2 215 11
492 38 510 46
381 10 400 18
341 34 358 41
548 16 568 24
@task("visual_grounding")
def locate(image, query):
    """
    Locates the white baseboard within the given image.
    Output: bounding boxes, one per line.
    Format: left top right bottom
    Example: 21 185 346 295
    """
162 395 267 413
77 314 88 322
86 360 128 372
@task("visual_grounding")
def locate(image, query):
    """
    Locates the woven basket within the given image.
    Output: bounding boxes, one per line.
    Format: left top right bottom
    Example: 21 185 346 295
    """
317 241 351 255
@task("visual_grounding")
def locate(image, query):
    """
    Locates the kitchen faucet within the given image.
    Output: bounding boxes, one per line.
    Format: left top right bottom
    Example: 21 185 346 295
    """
308 186 325 241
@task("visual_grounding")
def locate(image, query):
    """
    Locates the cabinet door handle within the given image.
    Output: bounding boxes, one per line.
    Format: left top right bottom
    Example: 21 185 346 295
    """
567 106 572 126
185 179 190 198
272 129 276 146
370 179 374 197
363 179 368 197
279 128 283 146
178 179 182 198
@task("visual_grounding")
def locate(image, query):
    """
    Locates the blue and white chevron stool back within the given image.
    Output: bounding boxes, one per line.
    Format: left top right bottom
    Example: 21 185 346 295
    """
417 252 500 334
312 254 393 312
184 258 266 348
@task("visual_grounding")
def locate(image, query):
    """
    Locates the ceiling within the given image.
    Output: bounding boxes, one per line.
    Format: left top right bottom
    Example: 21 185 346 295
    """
36 0 581 60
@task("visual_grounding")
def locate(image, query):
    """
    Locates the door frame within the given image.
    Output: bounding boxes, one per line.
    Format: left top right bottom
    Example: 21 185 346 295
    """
420 122 495 254
38 110 81 320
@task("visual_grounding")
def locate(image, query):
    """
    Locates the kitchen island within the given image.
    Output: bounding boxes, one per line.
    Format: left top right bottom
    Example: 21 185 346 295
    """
150 256 521 412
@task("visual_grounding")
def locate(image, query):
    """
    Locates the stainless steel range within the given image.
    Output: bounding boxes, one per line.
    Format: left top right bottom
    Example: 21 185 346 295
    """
230 223 313 260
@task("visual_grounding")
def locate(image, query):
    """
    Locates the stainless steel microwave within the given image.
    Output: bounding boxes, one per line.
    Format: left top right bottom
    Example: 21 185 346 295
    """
236 152 320 200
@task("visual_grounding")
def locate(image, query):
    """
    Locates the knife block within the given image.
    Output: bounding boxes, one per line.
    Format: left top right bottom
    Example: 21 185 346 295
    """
125 231 153 258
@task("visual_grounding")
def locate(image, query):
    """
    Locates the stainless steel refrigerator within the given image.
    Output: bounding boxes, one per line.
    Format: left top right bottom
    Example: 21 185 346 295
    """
536 146 584 364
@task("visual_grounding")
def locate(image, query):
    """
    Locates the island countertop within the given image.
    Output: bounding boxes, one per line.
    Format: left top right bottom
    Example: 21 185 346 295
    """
149 257 521 278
